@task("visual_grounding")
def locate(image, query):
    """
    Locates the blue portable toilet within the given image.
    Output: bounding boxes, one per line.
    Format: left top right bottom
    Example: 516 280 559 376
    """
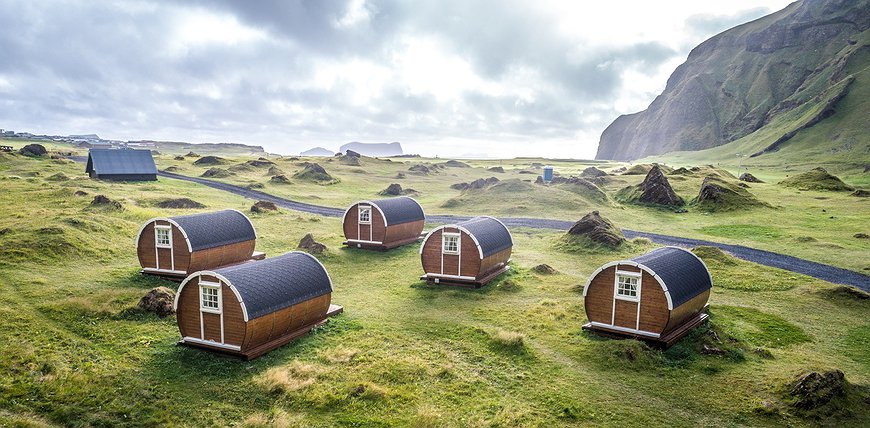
543 165 554 182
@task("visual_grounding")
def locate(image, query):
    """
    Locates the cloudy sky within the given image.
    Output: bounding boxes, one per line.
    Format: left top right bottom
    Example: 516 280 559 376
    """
0 0 792 158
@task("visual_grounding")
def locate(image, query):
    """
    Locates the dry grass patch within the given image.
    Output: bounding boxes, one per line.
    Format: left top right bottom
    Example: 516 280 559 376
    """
490 329 525 348
320 346 359 363
256 361 325 394
241 409 306 428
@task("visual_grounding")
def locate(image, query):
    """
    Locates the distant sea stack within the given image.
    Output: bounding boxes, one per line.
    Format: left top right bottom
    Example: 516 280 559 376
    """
595 0 870 161
300 147 334 157
340 142 403 157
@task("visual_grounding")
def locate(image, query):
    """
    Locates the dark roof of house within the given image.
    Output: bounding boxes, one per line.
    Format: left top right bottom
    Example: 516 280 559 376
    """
86 149 157 176
457 216 513 258
215 252 332 320
170 210 256 251
369 197 425 226
632 247 712 307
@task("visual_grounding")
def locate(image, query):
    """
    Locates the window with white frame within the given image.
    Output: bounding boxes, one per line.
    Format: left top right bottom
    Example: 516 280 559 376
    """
155 226 172 248
442 233 460 254
200 283 221 313
615 274 639 300
359 206 371 224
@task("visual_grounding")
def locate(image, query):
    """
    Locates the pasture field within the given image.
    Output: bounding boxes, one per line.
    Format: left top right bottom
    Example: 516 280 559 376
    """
0 143 867 427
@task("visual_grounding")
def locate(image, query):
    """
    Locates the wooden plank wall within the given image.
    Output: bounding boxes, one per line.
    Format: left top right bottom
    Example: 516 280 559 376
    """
421 228 483 277
176 274 247 347
188 240 256 272
343 204 386 243
382 219 424 247
243 294 331 351
584 265 673 335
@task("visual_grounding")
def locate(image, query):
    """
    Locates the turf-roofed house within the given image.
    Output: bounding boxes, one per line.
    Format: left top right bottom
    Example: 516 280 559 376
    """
342 196 426 250
85 148 158 181
419 216 513 287
174 251 343 359
582 246 713 347
136 210 265 280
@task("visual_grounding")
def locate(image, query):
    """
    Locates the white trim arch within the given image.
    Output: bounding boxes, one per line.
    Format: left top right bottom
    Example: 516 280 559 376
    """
135 217 194 253
419 224 485 259
341 201 388 226
581 260 675 310
174 271 250 322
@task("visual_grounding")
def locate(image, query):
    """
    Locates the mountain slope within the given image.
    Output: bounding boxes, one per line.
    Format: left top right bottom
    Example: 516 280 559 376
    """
596 0 870 161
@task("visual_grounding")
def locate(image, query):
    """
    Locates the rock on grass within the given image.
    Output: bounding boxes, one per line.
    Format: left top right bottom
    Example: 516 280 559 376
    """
91 195 122 209
138 287 175 318
270 174 291 184
487 166 505 173
788 370 850 416
379 183 404 196
298 233 327 254
580 166 608 178
532 264 557 274
251 201 278 213
739 172 764 183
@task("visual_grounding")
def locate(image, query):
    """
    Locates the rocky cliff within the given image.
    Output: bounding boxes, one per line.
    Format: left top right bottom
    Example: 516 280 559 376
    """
596 0 870 161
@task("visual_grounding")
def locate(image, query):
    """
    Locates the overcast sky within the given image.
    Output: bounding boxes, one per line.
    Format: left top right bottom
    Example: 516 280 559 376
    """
0 0 793 158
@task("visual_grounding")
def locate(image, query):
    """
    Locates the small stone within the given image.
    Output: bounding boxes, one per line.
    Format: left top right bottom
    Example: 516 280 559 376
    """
251 201 278 213
298 233 327 254
532 264 557 274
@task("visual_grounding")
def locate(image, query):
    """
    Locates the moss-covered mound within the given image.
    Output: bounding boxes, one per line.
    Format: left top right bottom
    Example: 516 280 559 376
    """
615 165 684 207
555 177 607 202
156 198 205 209
621 164 653 175
692 176 767 211
779 167 854 191
293 163 336 183
580 166 608 178
193 155 226 166
201 168 231 178
739 172 764 183
565 211 625 248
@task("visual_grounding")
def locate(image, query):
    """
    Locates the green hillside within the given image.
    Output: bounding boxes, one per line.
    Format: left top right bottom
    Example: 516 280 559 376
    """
597 0 870 164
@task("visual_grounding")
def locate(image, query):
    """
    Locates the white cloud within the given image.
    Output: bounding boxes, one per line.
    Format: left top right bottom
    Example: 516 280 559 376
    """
0 0 794 159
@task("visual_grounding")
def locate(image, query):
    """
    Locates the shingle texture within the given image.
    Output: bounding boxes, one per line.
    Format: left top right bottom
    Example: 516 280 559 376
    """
632 247 712 307
457 216 512 258
371 197 424 226
86 149 157 177
171 210 256 251
215 252 332 320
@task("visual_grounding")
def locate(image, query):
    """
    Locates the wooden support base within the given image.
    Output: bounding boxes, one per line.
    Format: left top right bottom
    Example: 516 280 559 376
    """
141 253 268 282
421 265 510 288
582 307 709 349
177 304 344 360
343 235 422 251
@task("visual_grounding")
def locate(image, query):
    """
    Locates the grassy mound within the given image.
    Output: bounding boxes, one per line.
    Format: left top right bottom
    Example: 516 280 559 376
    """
779 167 854 191
293 163 336 183
556 178 607 202
621 164 652 175
201 168 231 178
692 176 767 211
192 155 226 166
156 198 205 209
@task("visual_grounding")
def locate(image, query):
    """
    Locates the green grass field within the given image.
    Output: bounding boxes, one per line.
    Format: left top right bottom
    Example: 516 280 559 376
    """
0 142 868 426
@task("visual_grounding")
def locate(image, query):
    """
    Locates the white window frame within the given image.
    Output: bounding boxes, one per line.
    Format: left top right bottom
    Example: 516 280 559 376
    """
358 206 372 224
442 232 460 255
155 225 172 248
614 272 641 302
199 281 222 314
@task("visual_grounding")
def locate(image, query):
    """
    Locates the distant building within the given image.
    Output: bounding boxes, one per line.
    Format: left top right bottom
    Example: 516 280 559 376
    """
77 141 113 149
86 148 158 181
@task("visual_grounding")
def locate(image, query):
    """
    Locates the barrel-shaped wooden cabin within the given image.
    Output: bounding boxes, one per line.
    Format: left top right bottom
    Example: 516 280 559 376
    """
136 210 262 279
174 251 343 359
419 216 513 287
582 246 713 347
342 196 425 250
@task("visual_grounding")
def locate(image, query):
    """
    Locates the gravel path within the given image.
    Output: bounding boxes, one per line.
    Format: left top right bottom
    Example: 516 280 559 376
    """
153 170 869 291
65 156 869 291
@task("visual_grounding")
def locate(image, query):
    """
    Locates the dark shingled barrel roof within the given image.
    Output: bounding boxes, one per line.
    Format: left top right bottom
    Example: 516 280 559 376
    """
170 210 256 251
632 247 712 307
86 148 157 175
214 252 332 320
457 216 512 258
370 197 424 226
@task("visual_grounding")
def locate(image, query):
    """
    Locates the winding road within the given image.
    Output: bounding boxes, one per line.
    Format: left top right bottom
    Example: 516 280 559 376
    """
153 170 870 292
